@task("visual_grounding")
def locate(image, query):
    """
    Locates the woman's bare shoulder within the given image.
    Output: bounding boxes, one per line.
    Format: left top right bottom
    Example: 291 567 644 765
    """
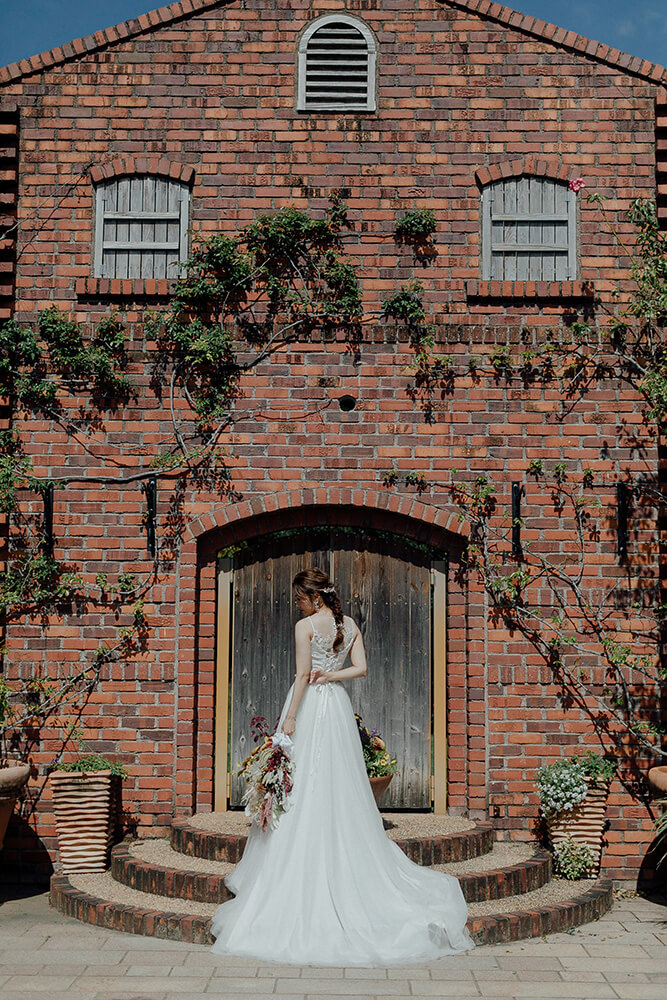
295 617 313 636
343 615 359 635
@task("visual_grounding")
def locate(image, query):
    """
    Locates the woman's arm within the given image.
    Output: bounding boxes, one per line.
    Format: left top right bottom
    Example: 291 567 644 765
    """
316 625 367 683
281 619 312 736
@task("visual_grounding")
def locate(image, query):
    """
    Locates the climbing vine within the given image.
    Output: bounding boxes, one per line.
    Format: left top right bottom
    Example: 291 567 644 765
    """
0 194 420 765
380 192 667 766
2 186 666 787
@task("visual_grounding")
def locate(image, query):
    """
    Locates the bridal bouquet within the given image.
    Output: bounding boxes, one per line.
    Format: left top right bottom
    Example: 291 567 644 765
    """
237 716 295 832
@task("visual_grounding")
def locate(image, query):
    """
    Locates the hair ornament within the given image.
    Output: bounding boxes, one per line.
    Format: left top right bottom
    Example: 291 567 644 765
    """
321 585 336 594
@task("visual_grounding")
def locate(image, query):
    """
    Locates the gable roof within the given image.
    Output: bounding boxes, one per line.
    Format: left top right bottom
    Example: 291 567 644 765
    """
0 0 665 87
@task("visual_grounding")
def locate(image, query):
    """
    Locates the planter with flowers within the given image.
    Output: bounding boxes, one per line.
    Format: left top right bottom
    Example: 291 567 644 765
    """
355 714 398 803
49 752 127 874
536 751 616 877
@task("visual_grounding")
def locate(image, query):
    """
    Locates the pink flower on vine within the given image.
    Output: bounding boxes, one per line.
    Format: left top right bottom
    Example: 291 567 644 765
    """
569 177 586 193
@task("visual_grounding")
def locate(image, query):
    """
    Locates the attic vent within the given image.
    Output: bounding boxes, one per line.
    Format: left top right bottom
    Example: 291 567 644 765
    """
298 15 376 113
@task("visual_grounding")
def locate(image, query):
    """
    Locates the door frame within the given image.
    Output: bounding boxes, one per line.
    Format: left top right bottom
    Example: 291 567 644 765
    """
213 550 448 813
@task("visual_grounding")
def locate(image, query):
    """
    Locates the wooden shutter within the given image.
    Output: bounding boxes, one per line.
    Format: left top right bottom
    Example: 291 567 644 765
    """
481 176 576 281
298 16 376 112
94 175 189 279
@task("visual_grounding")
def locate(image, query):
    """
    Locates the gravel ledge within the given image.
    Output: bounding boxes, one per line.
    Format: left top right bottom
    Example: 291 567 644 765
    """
50 872 614 947
112 839 551 905
170 814 493 865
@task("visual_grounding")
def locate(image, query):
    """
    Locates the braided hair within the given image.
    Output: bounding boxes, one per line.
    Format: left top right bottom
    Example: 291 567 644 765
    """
293 568 345 652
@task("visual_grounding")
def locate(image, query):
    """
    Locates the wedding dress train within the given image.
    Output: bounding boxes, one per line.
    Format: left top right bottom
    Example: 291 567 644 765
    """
210 615 474 966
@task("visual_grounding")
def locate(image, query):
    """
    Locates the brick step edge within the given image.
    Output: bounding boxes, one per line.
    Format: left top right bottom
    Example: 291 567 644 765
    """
111 840 552 905
169 819 495 864
49 874 613 947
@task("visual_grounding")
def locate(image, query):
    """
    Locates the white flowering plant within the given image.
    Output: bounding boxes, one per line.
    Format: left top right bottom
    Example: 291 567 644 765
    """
536 751 616 818
552 836 598 879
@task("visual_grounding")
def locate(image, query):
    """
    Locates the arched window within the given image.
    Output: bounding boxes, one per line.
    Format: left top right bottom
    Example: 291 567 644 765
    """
297 14 376 113
93 174 190 279
480 176 577 281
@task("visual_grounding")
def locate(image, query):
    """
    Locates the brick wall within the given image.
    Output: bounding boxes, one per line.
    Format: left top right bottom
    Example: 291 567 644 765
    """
0 0 664 880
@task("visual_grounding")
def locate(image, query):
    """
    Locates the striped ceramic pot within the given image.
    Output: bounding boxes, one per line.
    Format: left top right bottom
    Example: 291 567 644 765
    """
50 770 113 874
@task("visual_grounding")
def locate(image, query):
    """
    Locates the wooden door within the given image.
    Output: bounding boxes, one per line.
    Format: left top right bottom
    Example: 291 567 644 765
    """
221 527 439 810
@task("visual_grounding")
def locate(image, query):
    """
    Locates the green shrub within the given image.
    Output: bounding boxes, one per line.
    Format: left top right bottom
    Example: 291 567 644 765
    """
553 836 598 879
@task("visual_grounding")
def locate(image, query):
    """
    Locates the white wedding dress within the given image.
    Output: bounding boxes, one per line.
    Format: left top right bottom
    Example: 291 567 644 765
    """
210 615 474 966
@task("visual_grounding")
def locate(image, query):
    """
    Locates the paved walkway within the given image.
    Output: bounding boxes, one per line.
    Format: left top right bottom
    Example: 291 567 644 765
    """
0 888 665 1000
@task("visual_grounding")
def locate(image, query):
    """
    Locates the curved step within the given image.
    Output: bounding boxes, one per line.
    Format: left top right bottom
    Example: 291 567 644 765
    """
50 871 614 947
111 839 551 905
170 814 495 864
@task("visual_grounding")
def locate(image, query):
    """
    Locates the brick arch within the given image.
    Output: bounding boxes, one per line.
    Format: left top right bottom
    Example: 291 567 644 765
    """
89 156 195 187
174 489 476 817
475 157 575 188
185 487 470 548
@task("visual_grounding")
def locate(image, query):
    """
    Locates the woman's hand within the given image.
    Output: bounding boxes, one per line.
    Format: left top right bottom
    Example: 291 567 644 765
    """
309 668 329 685
282 715 296 737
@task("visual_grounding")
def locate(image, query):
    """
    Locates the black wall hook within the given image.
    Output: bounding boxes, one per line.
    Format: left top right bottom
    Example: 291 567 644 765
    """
511 482 525 558
617 482 631 560
41 483 54 557
141 476 157 557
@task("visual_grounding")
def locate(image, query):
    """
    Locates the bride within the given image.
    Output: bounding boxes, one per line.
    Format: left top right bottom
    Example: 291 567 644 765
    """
210 568 474 966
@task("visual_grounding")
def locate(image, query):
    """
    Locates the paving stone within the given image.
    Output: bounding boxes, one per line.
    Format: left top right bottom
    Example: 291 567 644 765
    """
79 977 213 993
0 964 43 975
276 980 408 994
0 994 91 1000
30 953 113 970
200 977 279 993
557 971 607 982
205 994 303 1000
472 970 520 981
255 965 303 976
496 958 564 971
3 976 79 992
457 984 616 999
407 981 482 996
387 967 431 978
429 956 500 972
341 968 389 978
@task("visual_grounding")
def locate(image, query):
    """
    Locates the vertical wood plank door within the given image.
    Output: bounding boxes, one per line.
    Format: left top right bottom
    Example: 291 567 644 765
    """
226 527 434 809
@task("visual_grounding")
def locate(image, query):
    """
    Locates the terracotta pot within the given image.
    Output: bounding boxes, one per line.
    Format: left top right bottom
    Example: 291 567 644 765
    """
648 766 667 798
50 769 113 874
0 759 31 851
369 773 393 804
546 780 609 875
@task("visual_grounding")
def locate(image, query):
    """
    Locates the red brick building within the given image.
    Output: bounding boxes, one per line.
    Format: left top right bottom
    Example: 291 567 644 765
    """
1 0 665 885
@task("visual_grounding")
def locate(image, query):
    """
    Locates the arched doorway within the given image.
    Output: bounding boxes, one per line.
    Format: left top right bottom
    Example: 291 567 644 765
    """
214 525 448 812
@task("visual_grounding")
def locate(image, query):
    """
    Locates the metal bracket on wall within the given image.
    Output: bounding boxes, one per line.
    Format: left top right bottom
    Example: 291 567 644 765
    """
511 482 525 558
141 475 157 556
41 483 54 557
617 482 631 560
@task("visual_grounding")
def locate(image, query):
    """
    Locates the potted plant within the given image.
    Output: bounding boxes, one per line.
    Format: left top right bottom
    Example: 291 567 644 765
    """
49 727 127 875
354 714 398 803
0 677 31 852
536 750 616 876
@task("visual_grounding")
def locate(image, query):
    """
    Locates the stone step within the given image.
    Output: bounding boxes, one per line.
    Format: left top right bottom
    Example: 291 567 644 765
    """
111 838 552 905
50 870 614 948
170 811 495 864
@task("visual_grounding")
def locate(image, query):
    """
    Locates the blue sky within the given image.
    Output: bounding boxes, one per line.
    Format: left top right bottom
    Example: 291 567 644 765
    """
0 1 665 69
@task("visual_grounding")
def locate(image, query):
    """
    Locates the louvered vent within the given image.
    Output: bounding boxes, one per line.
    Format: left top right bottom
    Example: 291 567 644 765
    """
299 17 375 112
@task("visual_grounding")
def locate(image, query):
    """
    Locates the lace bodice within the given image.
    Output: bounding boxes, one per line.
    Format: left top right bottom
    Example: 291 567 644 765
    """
309 614 356 673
